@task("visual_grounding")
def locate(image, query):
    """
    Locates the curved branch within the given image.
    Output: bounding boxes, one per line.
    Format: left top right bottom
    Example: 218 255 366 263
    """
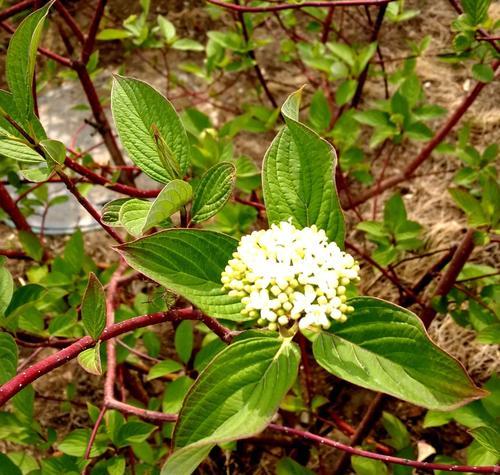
268 424 500 474
0 307 231 407
206 0 393 13
64 156 161 198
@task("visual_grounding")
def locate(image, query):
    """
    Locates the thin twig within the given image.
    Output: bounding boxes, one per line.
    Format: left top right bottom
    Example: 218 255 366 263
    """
268 424 500 473
351 3 387 107
331 392 385 474
56 169 124 243
55 0 85 44
207 0 394 13
0 183 33 233
420 229 476 328
234 0 278 108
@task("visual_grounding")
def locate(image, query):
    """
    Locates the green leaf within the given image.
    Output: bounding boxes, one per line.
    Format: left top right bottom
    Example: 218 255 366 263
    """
276 457 315 475
143 179 192 232
175 320 193 364
312 297 486 410
449 188 489 227
476 323 500 344
0 332 18 385
6 3 51 118
262 89 345 246
0 138 44 164
327 42 355 68
0 264 14 316
472 63 494 83
353 110 390 128
39 139 66 164
381 412 411 450
101 198 130 227
309 90 331 132
470 426 500 457
352 456 388 475
63 229 84 273
81 273 106 340
111 76 191 183
147 359 183 381
461 0 491 25
335 79 357 106
157 16 176 42
163 333 300 475
117 229 244 320
467 439 498 466
116 421 156 446
77 344 102 376
172 38 204 51
58 428 108 457
97 28 132 40
384 193 407 231
0 454 22 475
119 199 152 237
18 230 43 261
191 162 236 223
163 376 194 414
107 456 126 475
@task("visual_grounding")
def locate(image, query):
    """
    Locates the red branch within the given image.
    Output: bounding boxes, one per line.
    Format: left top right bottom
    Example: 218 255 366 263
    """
81 0 107 64
54 0 85 44
420 229 476 327
64 156 161 198
0 21 72 67
0 183 32 233
56 169 124 243
0 249 32 260
0 0 35 22
347 60 500 208
268 424 500 473
0 308 231 407
207 0 393 13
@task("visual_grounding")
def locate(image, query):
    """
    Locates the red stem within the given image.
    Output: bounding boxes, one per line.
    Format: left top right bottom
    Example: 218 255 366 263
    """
71 62 128 169
56 169 124 243
268 424 500 473
55 0 85 44
0 21 73 67
0 0 35 21
64 156 161 198
0 249 32 260
420 229 476 328
83 405 106 461
106 399 177 422
0 182 33 233
81 0 107 63
207 0 393 13
0 308 230 406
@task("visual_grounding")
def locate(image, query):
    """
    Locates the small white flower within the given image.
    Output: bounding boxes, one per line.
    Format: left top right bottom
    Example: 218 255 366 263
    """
221 220 359 331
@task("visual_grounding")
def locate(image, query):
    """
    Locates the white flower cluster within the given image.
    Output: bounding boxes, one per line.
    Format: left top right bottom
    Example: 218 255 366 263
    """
221 220 360 331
